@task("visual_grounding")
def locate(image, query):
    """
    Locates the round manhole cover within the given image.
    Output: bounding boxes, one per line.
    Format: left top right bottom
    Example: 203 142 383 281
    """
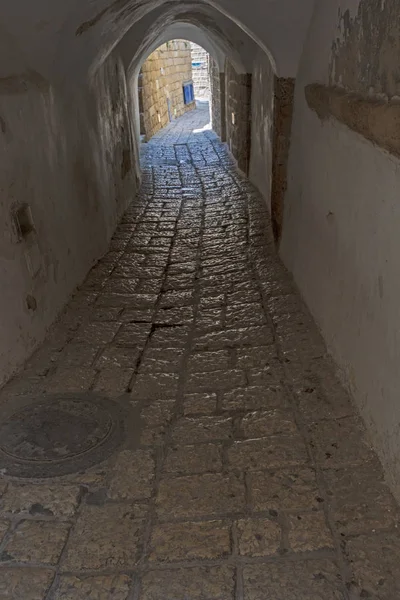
0 394 125 478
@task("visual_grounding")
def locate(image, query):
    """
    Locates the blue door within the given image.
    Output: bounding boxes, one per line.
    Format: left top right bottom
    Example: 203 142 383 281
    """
183 82 194 104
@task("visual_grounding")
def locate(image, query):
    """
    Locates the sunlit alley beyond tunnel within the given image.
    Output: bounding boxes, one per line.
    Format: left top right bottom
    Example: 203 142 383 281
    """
1 7 400 599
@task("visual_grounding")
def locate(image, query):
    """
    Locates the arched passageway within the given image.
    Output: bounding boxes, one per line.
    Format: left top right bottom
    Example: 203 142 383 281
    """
2 100 398 599
1 0 400 597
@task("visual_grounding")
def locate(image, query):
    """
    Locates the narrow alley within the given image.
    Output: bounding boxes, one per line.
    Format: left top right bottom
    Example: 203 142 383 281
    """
0 104 399 599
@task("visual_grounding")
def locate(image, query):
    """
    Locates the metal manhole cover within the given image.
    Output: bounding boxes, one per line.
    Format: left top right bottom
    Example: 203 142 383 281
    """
0 394 125 478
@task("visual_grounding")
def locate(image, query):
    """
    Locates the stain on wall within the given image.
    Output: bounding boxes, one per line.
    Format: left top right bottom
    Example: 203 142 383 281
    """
330 0 400 97
305 83 400 159
95 56 135 207
305 0 400 164
75 7 109 36
0 70 48 95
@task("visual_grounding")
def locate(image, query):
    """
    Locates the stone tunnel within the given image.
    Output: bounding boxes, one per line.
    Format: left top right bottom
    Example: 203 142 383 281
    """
1 0 400 597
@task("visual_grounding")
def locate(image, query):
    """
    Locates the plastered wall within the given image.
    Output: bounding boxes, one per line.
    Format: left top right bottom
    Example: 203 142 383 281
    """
248 49 275 212
247 50 294 246
0 52 138 387
139 40 194 141
281 0 400 499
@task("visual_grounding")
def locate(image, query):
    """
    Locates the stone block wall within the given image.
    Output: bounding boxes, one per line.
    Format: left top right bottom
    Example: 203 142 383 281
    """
139 40 195 140
190 43 210 99
225 61 252 174
248 48 275 213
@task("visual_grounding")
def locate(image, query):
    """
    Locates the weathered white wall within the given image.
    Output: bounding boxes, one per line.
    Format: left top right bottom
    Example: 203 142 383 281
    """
0 52 138 386
281 0 400 499
249 48 275 211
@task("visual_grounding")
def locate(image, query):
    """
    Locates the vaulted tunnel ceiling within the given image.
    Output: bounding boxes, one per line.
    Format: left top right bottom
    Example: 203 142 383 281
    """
0 0 316 82
119 7 257 78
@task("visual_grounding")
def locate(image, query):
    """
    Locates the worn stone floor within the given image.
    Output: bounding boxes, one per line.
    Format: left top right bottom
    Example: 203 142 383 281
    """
0 102 399 599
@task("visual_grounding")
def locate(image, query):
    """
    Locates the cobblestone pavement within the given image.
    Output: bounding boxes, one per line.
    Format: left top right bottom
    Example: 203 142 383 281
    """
0 103 399 599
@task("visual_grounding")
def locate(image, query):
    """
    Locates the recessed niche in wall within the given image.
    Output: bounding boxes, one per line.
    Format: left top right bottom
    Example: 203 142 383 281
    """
13 204 35 241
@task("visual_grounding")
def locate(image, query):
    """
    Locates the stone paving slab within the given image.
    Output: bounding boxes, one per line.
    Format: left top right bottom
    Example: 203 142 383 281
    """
0 101 398 599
